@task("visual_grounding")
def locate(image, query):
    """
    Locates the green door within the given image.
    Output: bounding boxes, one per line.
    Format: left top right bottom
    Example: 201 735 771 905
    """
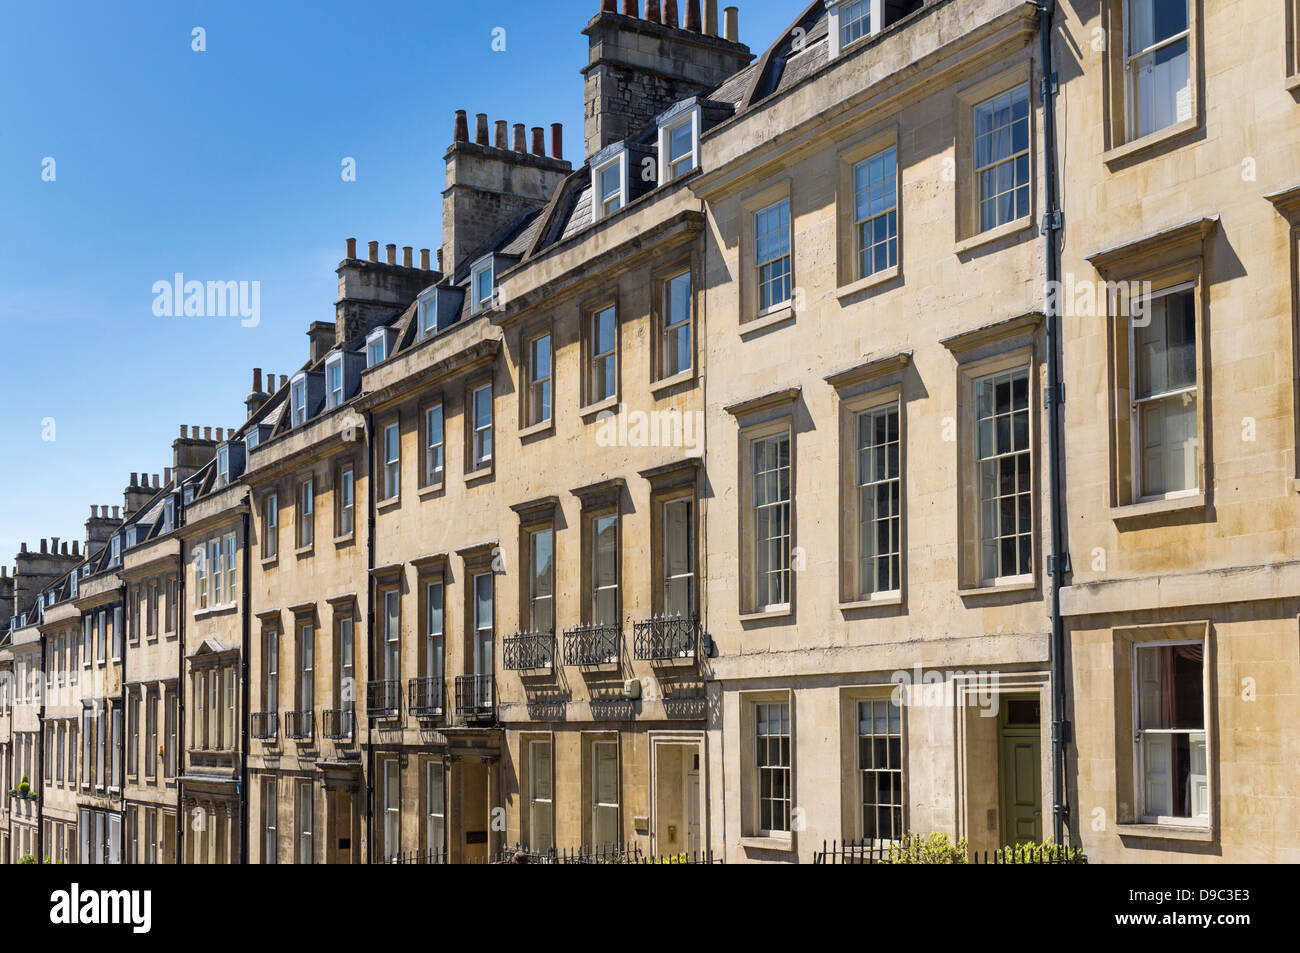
998 697 1042 846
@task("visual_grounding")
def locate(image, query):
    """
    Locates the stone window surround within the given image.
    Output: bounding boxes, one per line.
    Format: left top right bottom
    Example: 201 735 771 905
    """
520 320 555 437
511 497 559 637
418 395 447 494
579 292 621 417
520 730 555 850
657 102 701 186
738 178 795 330
650 253 699 391
640 459 701 618
738 687 795 853
465 374 496 482
835 121 901 296
837 684 908 842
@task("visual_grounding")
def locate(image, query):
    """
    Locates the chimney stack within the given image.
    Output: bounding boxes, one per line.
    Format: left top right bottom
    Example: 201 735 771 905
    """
420 248 431 271
346 237 357 259
602 0 616 11
723 5 738 42
402 246 413 268
368 240 379 262
551 124 564 160
308 322 336 363
646 0 661 24
475 113 489 145
513 123 527 153
531 127 545 156
685 0 701 31
623 0 638 14
454 109 469 142
385 243 396 265
704 0 717 34
494 120 508 149
664 0 679 28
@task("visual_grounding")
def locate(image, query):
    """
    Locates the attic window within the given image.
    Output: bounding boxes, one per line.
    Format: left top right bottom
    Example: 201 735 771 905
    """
366 327 391 367
110 536 121 565
418 288 439 338
591 152 627 222
828 0 882 58
470 259 496 315
216 444 230 488
290 374 309 426
163 497 175 532
658 106 700 184
326 354 345 409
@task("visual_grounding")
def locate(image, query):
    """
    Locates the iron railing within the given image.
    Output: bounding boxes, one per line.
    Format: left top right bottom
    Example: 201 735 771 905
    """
251 711 278 740
367 679 401 718
563 622 620 666
408 677 444 718
321 707 354 740
283 710 314 741
473 843 722 865
633 615 699 661
455 674 494 720
813 838 1088 865
503 632 554 671
387 847 449 865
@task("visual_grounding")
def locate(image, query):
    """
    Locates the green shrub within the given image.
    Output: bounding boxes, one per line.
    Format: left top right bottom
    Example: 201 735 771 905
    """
883 831 969 864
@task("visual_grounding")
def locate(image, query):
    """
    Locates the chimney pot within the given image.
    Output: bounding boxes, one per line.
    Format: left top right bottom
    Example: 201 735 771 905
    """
646 0 661 23
513 123 527 153
622 0 639 14
475 113 489 145
165 467 172 483
368 240 379 262
685 0 701 31
62 542 68 555
180 425 188 439
52 537 60 553
20 542 27 554
130 472 138 486
203 426 212 441
665 0 679 28
40 539 47 554
72 541 79 556
531 126 545 156
386 243 396 265
602 0 617 11
346 237 357 259
704 0 718 33
551 123 563 160
454 109 469 143
401 245 412 268
437 248 444 271
723 5 738 41
253 368 263 393
420 248 431 271
90 505 98 518
112 506 120 519
494 120 508 149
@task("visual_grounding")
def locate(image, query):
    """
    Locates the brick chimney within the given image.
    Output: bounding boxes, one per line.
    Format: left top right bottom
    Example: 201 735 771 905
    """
246 368 270 419
308 321 336 363
582 1 752 158
13 540 81 617
335 236 440 346
85 505 118 556
172 423 219 484
442 111 571 278
124 472 157 520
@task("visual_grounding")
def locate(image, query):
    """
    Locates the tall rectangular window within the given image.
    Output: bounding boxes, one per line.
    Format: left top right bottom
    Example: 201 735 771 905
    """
383 759 400 862
857 698 903 840
383 422 400 499
298 480 314 549
1132 286 1197 498
597 159 623 217
754 199 792 312
424 405 444 485
1136 641 1207 823
225 533 237 603
591 515 618 626
976 367 1032 582
589 306 617 404
426 761 445 861
473 573 493 681
471 385 493 469
661 271 692 379
264 629 279 716
973 84 1030 232
856 404 901 597
839 0 873 46
338 464 355 537
327 359 343 409
297 782 313 864
298 624 314 713
753 434 792 610
384 590 401 683
755 702 791 833
663 498 695 617
529 529 554 635
210 540 223 607
165 692 177 777
1125 0 1191 139
528 740 553 851
145 693 157 780
526 332 552 427
337 616 355 711
110 705 122 788
592 741 619 848
853 146 898 279
263 779 278 864
264 493 279 559
424 582 444 686
127 695 139 778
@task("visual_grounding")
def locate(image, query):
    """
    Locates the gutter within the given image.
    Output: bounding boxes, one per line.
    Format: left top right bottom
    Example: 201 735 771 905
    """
1037 0 1071 846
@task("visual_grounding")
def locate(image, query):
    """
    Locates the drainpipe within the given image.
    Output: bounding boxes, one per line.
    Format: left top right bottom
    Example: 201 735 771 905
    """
177 501 187 863
1037 0 1070 846
36 632 45 864
240 504 251 863
364 410 376 864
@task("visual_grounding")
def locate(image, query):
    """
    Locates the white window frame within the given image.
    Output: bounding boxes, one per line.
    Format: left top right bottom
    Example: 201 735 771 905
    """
418 287 439 338
855 401 902 600
366 327 388 367
588 304 618 404
974 366 1033 586
591 152 628 222
828 0 882 59
297 781 313 864
1129 281 1199 502
660 270 693 380
290 375 308 427
471 384 493 470
754 198 793 315
264 492 279 559
852 145 899 281
754 701 792 835
525 331 553 428
470 258 496 315
297 478 315 549
972 84 1031 234
752 431 792 613
325 354 344 409
1132 638 1209 827
425 760 445 860
1123 0 1193 141
528 739 553 851
424 404 444 485
215 444 230 487
591 740 620 848
382 758 400 862
382 421 401 500
657 105 700 184
338 463 355 536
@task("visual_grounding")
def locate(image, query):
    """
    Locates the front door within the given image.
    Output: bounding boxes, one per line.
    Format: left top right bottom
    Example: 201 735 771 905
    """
998 696 1042 846
327 788 354 864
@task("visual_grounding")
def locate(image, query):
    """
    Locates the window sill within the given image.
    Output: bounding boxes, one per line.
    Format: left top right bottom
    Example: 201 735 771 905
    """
193 603 238 621
294 544 315 558
518 419 554 439
418 480 445 499
739 305 795 338
1287 73 1300 94
333 532 355 546
739 605 793 623
1115 822 1214 843
958 577 1036 598
1110 491 1206 523
954 215 1034 256
839 591 903 611
260 555 279 569
836 263 901 299
579 395 620 420
740 833 794 852
465 466 494 486
1103 117 1199 166
650 368 697 396
376 497 401 513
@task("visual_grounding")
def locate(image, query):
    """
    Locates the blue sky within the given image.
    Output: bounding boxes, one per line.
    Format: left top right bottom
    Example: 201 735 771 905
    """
0 0 789 567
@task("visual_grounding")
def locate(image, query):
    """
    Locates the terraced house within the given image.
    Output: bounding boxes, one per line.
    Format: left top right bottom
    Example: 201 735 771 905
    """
2 0 1298 865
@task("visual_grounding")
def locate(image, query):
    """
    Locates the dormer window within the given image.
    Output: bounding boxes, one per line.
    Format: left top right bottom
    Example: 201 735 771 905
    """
592 151 627 221
110 536 121 566
163 497 175 532
470 259 496 315
326 354 345 409
827 0 882 58
125 527 137 548
658 105 700 184
70 573 79 598
418 288 439 338
216 444 230 488
291 375 309 427
366 327 396 367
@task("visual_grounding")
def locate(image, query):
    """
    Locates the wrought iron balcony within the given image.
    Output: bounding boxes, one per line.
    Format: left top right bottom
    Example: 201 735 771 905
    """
251 711 278 740
408 677 444 718
503 631 554 672
633 615 700 662
283 710 314 741
455 674 494 720
322 707 354 740
563 622 621 667
367 679 401 718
